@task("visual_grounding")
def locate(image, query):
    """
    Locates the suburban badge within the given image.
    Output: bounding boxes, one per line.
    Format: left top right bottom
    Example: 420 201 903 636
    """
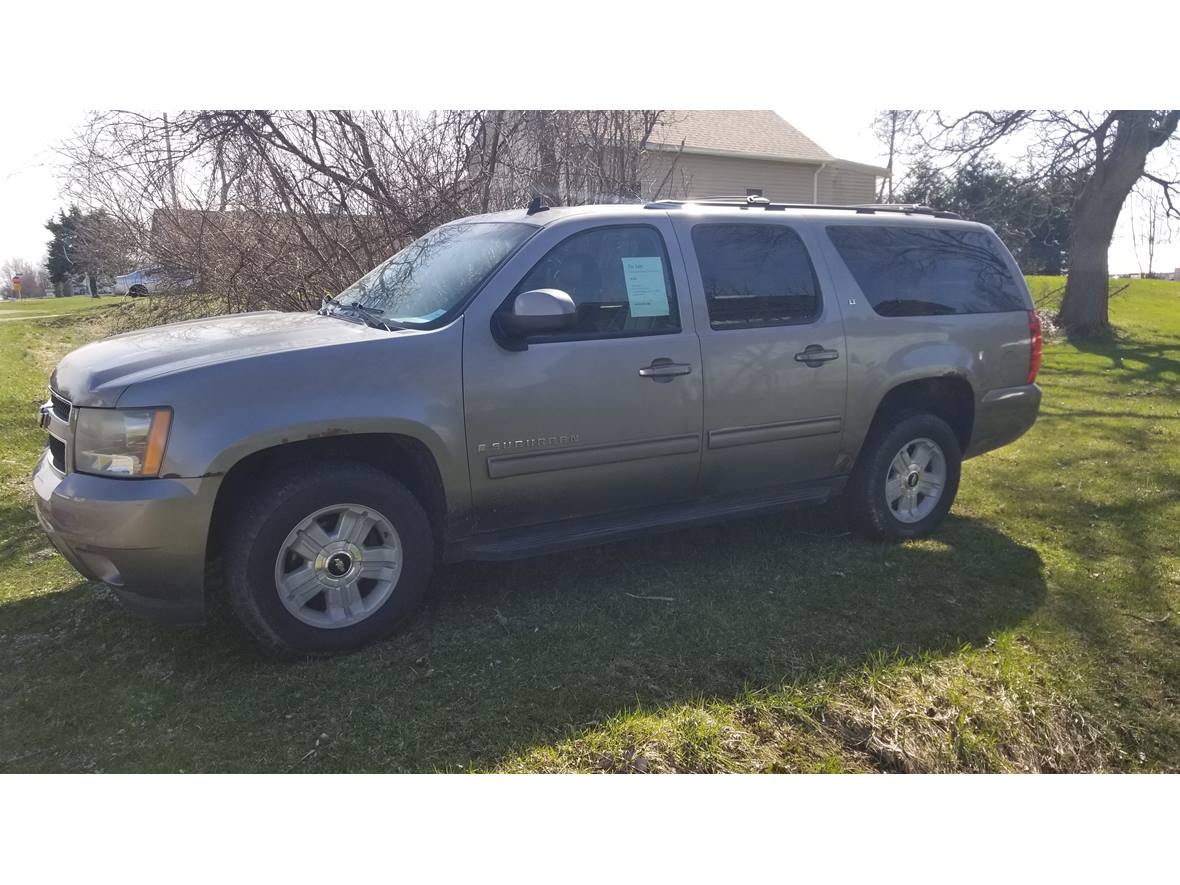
477 434 580 453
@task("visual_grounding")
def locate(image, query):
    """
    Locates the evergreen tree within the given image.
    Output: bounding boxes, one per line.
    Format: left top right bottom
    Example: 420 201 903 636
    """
897 157 1082 275
45 206 120 296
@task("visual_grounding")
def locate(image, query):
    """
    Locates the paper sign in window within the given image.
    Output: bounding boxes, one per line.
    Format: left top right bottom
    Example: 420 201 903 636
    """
621 257 670 318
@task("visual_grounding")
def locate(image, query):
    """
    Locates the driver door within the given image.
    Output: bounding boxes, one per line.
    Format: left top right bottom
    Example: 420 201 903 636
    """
461 216 703 533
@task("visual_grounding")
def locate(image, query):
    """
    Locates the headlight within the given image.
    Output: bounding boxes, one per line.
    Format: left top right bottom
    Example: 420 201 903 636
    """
73 407 172 477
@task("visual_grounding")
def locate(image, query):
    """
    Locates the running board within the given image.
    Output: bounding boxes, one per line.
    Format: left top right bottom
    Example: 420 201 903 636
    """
446 477 846 562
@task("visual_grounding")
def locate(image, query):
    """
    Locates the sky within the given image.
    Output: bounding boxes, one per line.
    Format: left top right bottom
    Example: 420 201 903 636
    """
1 108 1176 277
0 107 85 272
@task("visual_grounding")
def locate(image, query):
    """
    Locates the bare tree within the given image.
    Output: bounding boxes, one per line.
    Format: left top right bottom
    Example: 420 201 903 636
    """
60 109 665 318
873 110 917 202
891 111 1180 337
62 110 489 311
472 110 664 207
1130 188 1173 277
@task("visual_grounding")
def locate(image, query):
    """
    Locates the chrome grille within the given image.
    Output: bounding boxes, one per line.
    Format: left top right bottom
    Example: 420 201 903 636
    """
50 391 71 421
48 436 66 472
43 389 72 473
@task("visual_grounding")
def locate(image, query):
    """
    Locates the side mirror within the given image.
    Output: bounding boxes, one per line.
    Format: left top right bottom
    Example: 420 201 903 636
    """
496 288 577 345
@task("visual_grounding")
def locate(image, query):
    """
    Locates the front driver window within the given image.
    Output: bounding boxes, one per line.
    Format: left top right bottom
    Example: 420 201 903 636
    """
510 225 681 339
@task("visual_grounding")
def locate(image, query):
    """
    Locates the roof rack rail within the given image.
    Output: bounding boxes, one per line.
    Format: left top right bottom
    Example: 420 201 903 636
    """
642 198 962 220
696 194 773 204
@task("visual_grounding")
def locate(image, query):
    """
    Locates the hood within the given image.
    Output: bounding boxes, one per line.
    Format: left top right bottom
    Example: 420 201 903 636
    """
51 311 389 406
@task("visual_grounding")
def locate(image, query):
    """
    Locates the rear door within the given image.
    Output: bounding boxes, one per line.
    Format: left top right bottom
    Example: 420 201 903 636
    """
671 216 849 497
461 215 703 533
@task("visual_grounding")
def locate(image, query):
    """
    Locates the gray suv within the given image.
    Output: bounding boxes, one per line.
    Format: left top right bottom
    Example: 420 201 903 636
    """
33 199 1042 655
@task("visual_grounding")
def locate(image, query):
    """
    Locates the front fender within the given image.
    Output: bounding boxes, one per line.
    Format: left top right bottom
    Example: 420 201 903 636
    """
116 320 470 514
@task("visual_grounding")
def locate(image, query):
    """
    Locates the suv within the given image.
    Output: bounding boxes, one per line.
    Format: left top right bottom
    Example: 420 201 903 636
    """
33 199 1042 655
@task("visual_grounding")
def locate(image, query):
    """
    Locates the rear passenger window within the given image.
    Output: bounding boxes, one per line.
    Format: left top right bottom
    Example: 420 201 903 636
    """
826 225 1027 316
691 224 820 330
511 225 680 339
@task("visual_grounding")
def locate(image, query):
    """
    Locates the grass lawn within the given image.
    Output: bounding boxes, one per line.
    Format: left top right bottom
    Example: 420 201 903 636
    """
1 280 1178 772
0 295 128 320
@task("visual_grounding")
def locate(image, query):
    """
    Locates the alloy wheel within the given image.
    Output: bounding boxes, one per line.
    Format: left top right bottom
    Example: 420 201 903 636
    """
273 503 403 628
884 437 946 524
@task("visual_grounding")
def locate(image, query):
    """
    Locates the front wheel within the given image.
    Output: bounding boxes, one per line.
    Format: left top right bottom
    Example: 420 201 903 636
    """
222 462 434 656
845 413 962 541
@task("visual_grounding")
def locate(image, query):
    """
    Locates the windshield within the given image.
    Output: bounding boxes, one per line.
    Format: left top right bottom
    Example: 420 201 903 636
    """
334 221 535 326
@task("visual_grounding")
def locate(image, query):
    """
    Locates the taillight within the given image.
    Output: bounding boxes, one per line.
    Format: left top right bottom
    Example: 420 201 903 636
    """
1027 310 1042 384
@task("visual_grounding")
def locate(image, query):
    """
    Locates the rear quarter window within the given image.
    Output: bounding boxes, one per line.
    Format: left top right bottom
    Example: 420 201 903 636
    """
826 225 1027 317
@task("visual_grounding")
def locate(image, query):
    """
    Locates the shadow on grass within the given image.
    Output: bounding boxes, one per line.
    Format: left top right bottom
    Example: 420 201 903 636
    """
1065 329 1180 384
0 505 1047 772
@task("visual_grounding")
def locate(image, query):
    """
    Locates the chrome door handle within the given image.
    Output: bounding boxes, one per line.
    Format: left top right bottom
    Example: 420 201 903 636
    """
639 359 692 381
794 345 840 367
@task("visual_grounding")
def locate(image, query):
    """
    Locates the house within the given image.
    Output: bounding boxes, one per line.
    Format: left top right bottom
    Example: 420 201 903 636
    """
474 110 888 208
642 110 887 204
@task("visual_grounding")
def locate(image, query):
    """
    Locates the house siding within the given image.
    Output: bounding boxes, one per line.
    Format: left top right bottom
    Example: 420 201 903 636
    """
643 151 818 202
818 166 877 205
643 150 878 204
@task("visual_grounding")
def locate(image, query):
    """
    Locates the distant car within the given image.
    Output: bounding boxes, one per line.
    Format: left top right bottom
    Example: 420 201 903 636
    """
114 270 157 296
113 270 190 297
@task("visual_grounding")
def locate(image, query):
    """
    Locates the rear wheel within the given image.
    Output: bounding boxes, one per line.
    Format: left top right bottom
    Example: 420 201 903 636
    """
845 412 961 541
223 462 433 656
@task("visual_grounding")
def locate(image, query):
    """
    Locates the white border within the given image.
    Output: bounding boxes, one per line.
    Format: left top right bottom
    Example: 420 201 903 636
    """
6 2 1177 108
2 774 1175 880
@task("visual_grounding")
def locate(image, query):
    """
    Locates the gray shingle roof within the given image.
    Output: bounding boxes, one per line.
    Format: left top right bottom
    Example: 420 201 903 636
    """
648 110 834 163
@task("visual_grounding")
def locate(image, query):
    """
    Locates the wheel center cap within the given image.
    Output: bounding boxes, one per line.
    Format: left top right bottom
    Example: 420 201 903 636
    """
906 471 921 489
314 541 363 582
326 552 352 577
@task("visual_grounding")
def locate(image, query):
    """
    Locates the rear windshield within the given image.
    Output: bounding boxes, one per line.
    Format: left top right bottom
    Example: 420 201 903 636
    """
826 225 1027 317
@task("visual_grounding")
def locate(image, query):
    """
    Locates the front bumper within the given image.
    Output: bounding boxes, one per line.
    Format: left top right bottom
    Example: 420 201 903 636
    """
964 383 1042 458
32 451 217 624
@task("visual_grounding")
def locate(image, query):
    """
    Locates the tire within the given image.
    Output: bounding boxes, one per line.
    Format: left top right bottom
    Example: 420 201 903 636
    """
845 412 962 541
222 461 434 656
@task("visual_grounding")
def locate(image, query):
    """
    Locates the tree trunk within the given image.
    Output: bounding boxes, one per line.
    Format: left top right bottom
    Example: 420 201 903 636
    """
531 111 559 205
1059 112 1179 337
1060 220 1112 335
479 110 503 213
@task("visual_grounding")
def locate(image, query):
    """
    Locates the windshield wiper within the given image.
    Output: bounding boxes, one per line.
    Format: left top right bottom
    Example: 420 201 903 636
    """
319 297 401 332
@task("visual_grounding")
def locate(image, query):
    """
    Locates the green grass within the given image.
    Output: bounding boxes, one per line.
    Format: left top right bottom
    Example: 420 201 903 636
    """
1 280 1179 772
0 295 130 319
